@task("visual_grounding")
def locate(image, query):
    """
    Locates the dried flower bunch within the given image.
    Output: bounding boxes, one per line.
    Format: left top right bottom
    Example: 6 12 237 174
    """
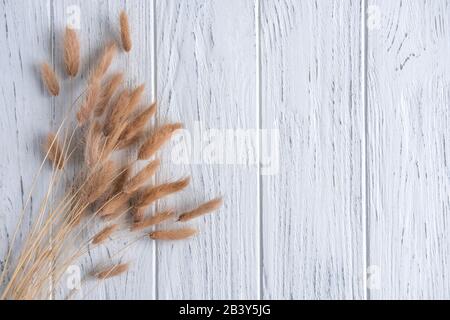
0 10 222 300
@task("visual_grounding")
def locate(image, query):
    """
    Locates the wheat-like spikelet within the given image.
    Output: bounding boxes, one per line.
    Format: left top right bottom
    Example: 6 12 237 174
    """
92 224 119 245
138 123 183 160
63 27 80 77
99 193 130 217
84 121 104 168
131 209 175 231
40 63 60 96
116 131 146 150
96 263 129 279
150 228 198 240
126 84 145 114
136 177 190 208
113 164 131 195
84 160 117 205
120 11 132 52
77 80 101 124
131 207 145 223
178 198 223 222
103 90 130 136
123 159 160 194
95 73 124 116
44 133 65 170
92 42 117 81
120 103 156 142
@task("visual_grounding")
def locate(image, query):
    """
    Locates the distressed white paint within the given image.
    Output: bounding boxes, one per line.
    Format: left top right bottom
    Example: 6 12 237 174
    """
367 0 450 299
0 0 450 300
155 0 259 299
260 0 365 299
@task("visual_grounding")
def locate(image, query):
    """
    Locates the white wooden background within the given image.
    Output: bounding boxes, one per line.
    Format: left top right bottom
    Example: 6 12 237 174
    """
0 0 449 300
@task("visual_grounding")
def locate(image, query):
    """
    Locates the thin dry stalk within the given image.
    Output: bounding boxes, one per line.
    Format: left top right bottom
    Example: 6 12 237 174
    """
132 209 175 231
120 102 156 142
44 133 65 170
123 159 160 194
92 224 119 245
96 263 129 279
150 228 198 240
95 73 124 116
178 198 223 222
136 177 190 208
138 123 183 160
40 63 60 96
120 11 132 52
63 27 80 77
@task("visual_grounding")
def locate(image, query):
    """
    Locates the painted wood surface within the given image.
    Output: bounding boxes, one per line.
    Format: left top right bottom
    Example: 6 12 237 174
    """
367 0 450 299
1 0 450 300
260 0 365 299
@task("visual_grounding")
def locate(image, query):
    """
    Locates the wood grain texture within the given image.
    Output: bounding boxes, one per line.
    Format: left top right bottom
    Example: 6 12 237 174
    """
367 0 450 299
155 0 259 299
260 0 365 299
0 0 53 294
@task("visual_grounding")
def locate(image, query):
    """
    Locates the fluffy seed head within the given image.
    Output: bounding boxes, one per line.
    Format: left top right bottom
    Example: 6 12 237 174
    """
136 177 190 208
92 42 117 81
96 263 129 279
138 123 183 160
123 159 160 194
132 209 175 231
64 27 80 77
120 102 156 142
95 73 124 117
92 224 119 245
40 63 60 96
120 11 132 52
178 197 223 222
77 80 101 124
150 228 198 240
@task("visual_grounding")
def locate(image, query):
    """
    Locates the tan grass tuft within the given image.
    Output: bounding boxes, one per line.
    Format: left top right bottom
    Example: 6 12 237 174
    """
77 80 101 124
84 160 117 205
136 177 190 208
150 228 198 240
123 159 160 194
44 133 65 170
120 11 132 52
137 123 183 160
84 121 104 168
95 73 124 117
178 197 223 222
92 42 117 81
40 63 60 96
92 224 119 245
131 207 145 223
126 84 145 116
120 102 156 142
132 209 175 231
63 27 80 77
103 90 130 136
99 193 130 218
96 263 129 279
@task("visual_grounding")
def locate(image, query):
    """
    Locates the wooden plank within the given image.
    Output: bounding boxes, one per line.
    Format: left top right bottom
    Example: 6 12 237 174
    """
0 0 54 296
155 0 259 299
260 0 365 299
367 0 450 299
